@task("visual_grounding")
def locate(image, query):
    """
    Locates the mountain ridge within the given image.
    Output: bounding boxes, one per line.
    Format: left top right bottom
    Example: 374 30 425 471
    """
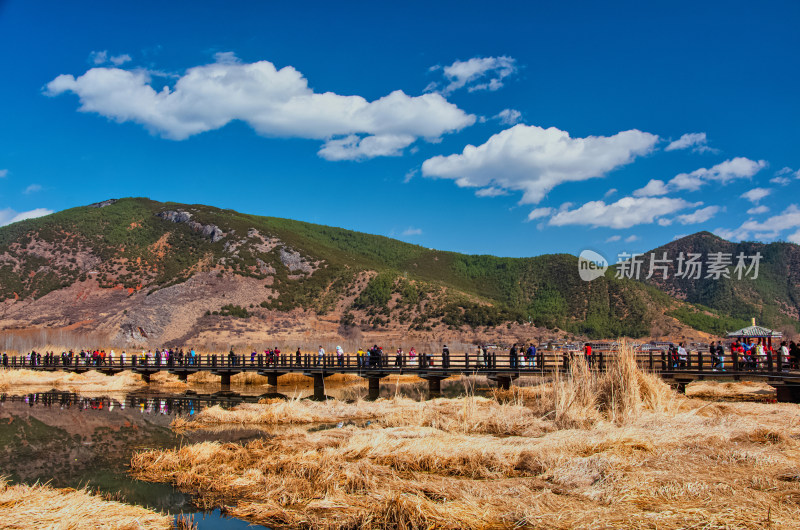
0 198 795 347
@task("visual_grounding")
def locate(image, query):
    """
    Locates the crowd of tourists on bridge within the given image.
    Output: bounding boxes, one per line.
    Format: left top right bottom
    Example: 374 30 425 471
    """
3 339 800 371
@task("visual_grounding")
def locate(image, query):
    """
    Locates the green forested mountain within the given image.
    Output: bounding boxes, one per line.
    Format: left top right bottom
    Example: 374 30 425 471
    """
631 231 800 334
0 198 795 340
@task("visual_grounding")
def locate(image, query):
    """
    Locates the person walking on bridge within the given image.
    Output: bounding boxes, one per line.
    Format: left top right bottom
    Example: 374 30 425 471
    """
318 345 325 367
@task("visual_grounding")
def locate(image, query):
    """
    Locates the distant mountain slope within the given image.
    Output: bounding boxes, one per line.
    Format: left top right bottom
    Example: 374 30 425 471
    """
0 198 787 345
631 232 800 334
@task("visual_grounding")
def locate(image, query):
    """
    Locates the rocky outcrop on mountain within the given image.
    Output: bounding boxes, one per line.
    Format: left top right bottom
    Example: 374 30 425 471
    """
156 210 225 242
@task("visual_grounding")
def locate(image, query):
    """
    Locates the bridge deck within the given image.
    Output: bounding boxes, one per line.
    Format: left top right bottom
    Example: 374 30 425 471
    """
4 350 800 401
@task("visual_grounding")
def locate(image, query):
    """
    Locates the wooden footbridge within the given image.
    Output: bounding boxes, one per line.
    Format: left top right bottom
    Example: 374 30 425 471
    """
4 348 800 402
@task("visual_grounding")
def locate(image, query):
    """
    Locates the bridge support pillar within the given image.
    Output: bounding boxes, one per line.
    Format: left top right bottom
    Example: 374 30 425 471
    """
220 372 231 390
775 384 800 403
177 372 188 383
312 373 327 401
670 380 690 394
267 373 279 387
367 377 381 400
495 376 512 390
141 372 151 384
421 376 445 399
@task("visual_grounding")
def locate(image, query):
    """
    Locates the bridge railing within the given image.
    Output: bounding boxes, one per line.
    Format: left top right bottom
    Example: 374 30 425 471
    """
2 349 798 375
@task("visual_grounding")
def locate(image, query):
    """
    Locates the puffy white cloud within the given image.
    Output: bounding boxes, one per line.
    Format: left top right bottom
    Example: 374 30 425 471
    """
788 230 800 244
431 56 517 95
715 204 800 241
669 157 766 191
665 132 713 153
495 108 521 125
675 205 720 225
606 235 621 242
624 235 639 243
422 124 658 204
740 187 771 203
402 227 422 236
526 207 553 221
23 184 42 194
0 207 53 226
46 54 475 160
548 196 698 229
747 205 769 215
0 169 7 178
633 179 669 197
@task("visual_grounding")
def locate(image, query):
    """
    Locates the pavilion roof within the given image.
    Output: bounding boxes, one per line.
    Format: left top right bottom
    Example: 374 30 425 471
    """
726 325 782 338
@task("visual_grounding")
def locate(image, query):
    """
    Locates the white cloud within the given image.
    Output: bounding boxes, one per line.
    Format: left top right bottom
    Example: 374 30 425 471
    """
658 218 673 226
89 50 132 66
675 205 720 225
740 187 771 203
715 204 800 241
432 56 517 95
0 207 53 226
475 186 508 197
422 124 658 204
788 230 800 244
403 168 418 183
772 167 800 184
110 54 132 66
771 176 791 185
606 235 621 242
402 227 422 236
669 157 766 191
747 205 769 215
495 109 521 125
526 207 553 221
548 196 698 229
624 235 639 243
603 188 617 198
665 132 713 153
46 54 475 160
672 234 688 241
89 50 108 65
23 184 42 194
317 134 415 161
633 179 669 197
0 169 7 178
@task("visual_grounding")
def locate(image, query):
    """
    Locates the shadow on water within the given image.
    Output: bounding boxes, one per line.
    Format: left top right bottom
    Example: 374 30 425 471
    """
0 390 273 529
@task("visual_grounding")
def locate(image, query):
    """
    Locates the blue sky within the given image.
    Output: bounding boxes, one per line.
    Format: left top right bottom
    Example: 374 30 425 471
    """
1 1 798 259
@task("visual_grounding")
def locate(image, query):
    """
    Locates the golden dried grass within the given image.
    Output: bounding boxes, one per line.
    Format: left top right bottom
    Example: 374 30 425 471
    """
132 342 800 529
0 368 147 394
0 477 173 529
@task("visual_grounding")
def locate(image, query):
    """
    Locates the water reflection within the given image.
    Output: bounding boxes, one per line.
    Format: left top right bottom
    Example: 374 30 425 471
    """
0 390 274 528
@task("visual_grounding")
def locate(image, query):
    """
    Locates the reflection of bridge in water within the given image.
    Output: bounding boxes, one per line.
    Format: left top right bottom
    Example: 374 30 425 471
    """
0 390 283 416
5 348 800 402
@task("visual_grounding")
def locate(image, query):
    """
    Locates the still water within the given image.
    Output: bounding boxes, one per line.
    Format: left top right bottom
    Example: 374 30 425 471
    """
0 390 274 529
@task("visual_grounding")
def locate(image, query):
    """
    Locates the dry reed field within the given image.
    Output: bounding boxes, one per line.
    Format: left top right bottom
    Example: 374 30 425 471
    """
0 478 174 530
130 346 800 529
0 368 147 394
